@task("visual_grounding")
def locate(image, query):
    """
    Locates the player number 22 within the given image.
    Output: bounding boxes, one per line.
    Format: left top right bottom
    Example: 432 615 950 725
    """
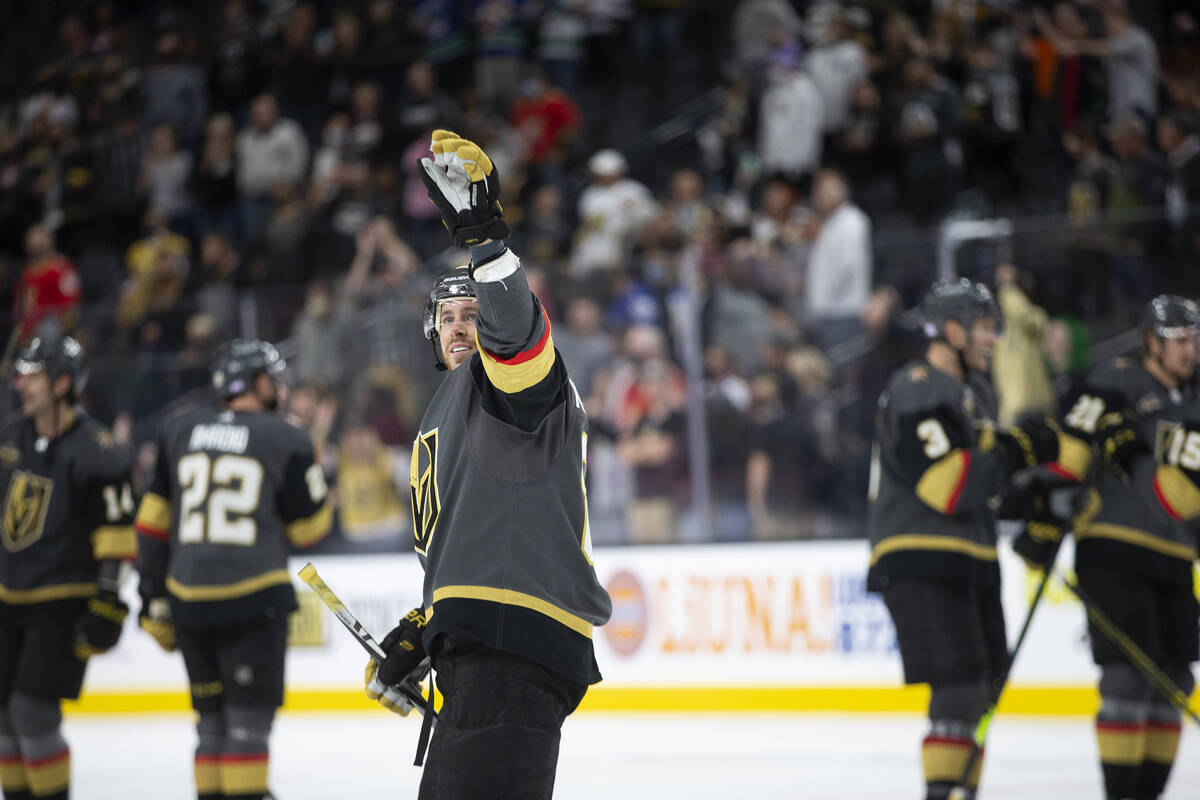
177 453 264 545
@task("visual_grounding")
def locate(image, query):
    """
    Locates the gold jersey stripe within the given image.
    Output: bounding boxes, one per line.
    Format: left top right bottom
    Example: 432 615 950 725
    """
1055 431 1093 480
167 569 292 602
0 756 28 791
915 449 969 513
134 492 171 535
430 584 594 638
869 534 998 567
1075 521 1198 561
1153 465 1200 522
476 312 556 394
285 503 333 548
0 581 96 604
91 524 136 559
1096 722 1146 766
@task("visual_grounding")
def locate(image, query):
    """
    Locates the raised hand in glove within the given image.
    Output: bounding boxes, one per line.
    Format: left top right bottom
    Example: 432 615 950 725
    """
419 129 510 248
993 416 1061 473
138 596 176 652
74 590 128 659
364 607 428 716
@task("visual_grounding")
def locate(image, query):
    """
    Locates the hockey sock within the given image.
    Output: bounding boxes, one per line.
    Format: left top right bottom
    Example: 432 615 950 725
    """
220 707 273 800
195 711 224 800
1137 703 1183 800
0 708 31 800
921 721 980 800
7 695 67 800
1096 701 1148 799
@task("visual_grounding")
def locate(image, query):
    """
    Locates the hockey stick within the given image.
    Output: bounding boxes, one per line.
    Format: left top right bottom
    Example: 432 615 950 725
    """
1057 570 1200 728
947 536 1064 800
297 563 434 720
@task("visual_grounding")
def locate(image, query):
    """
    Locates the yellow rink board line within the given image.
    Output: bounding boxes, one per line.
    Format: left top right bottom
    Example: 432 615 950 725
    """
61 686 1200 716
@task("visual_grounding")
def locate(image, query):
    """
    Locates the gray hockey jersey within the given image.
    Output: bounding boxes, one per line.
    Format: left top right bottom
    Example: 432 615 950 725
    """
412 252 612 685
1055 357 1197 585
867 360 1013 591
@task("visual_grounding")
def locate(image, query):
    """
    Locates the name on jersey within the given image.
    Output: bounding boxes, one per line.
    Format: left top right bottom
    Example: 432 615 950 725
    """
188 424 249 454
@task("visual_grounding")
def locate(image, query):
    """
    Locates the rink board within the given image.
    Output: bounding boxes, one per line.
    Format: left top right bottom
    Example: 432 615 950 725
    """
68 540 1200 714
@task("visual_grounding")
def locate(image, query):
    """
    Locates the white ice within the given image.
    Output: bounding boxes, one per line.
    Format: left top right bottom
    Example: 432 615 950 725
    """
64 711 1199 799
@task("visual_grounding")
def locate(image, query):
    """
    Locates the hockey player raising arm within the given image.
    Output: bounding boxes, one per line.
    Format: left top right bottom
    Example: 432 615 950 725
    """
1015 296 1200 800
867 279 1061 800
134 340 332 800
0 336 136 800
362 130 612 799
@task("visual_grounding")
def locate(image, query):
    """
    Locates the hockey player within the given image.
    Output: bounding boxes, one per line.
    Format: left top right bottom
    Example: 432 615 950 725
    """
1015 295 1200 800
867 278 1061 800
0 336 136 800
134 340 331 800
362 130 612 799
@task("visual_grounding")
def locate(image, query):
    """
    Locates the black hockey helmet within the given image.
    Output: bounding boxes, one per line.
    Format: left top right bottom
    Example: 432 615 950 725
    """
921 277 1000 340
211 339 286 399
14 334 88 400
1141 294 1200 340
423 267 475 371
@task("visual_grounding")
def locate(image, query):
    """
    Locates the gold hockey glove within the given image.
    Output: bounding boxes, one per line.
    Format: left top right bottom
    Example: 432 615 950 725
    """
364 607 427 715
138 596 176 652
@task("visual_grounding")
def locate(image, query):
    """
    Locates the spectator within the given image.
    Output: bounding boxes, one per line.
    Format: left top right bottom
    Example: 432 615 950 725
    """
804 5 869 134
731 0 803 91
554 296 614 399
117 210 191 343
15 224 81 342
1157 109 1200 267
192 113 240 244
92 103 145 248
207 0 262 113
703 344 753 541
236 93 310 242
289 279 350 390
335 425 408 545
141 32 208 148
1104 112 1165 302
895 56 964 224
396 61 461 149
474 0 528 114
509 69 582 176
757 43 824 185
991 263 1056 425
1034 0 1159 122
194 232 240 340
536 0 588 94
510 183 571 264
804 168 872 352
139 123 193 234
617 357 688 544
571 149 657 277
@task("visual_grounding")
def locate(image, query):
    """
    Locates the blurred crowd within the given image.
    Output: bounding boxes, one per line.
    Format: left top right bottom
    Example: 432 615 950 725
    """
1 0 1199 549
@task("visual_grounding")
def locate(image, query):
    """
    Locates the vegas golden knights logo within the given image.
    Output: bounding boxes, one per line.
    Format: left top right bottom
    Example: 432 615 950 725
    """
410 429 440 555
3 470 53 552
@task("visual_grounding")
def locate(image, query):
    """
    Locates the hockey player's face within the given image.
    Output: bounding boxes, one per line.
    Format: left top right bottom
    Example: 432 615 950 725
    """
14 367 53 416
437 299 478 371
963 317 998 372
1156 334 1198 384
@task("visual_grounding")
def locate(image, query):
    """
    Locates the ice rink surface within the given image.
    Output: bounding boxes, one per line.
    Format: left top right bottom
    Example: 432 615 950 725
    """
66 711 1199 799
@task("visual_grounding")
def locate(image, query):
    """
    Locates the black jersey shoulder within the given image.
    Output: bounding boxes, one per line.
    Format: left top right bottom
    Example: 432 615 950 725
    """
884 360 963 416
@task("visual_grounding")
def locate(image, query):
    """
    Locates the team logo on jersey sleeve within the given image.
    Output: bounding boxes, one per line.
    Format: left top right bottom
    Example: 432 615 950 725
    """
2 470 53 552
410 429 441 556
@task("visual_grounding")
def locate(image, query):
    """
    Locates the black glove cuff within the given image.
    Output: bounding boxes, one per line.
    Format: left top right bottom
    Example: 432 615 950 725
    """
454 216 511 248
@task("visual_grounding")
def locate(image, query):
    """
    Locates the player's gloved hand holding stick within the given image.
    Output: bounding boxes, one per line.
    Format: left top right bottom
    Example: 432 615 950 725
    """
365 608 429 716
